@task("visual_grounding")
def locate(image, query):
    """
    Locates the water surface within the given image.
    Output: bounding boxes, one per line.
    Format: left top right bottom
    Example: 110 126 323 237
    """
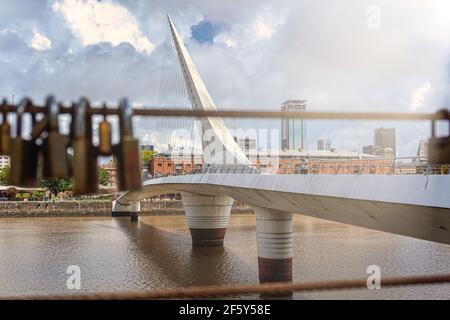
0 214 449 299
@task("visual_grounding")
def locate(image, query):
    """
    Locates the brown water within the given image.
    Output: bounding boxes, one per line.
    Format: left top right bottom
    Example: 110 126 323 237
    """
0 214 449 299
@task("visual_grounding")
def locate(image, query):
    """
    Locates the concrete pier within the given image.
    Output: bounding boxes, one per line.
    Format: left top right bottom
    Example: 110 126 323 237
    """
254 206 293 294
112 200 140 221
181 192 234 246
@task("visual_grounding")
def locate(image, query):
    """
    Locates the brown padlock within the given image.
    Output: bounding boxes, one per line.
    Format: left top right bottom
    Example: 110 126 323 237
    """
72 98 98 195
9 98 38 187
98 104 113 156
0 99 11 155
42 96 71 179
428 109 450 165
114 98 142 191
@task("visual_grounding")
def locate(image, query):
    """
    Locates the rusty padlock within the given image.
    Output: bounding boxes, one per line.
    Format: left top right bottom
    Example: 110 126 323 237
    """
98 104 113 156
9 98 38 187
72 98 98 195
428 109 450 165
0 99 11 155
114 98 142 191
42 96 71 179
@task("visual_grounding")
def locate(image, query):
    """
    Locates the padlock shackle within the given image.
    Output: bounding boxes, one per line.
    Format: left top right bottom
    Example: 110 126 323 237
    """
15 98 32 137
118 98 133 136
101 103 108 120
0 99 7 121
46 96 60 131
432 120 436 138
0 99 13 126
432 109 450 138
73 98 93 140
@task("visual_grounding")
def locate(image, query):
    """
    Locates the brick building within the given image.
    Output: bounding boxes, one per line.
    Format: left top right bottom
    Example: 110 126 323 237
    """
149 153 203 178
99 160 117 186
148 149 398 176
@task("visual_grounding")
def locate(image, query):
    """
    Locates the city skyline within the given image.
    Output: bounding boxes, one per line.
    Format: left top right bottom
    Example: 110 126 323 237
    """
1 0 449 157
0 1 449 305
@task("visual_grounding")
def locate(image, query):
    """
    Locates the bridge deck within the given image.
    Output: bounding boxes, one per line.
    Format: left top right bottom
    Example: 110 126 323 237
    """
119 174 450 245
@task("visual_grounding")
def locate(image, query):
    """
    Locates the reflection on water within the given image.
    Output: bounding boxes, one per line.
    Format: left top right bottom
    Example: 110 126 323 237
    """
0 214 449 299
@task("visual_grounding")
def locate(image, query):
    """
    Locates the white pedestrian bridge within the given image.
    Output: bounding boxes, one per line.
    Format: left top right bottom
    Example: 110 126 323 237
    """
112 17 450 285
117 172 450 245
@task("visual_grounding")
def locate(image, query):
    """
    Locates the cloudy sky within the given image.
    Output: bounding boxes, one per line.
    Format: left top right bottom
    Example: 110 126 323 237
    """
0 0 449 155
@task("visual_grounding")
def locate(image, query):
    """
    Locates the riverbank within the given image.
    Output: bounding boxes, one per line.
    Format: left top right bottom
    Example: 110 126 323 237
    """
0 200 253 217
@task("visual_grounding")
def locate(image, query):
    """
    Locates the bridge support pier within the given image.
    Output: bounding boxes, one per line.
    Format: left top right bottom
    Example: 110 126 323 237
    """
181 192 233 247
112 200 140 221
254 207 293 296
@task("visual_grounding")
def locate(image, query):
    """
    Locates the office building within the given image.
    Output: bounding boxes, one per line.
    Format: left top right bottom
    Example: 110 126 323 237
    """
317 139 331 151
363 127 396 158
374 127 396 156
234 136 257 155
140 144 155 151
416 140 428 158
0 156 10 169
281 100 307 150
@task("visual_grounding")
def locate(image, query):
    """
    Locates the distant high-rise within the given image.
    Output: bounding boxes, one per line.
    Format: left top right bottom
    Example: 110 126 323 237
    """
0 156 10 169
234 136 257 155
140 144 155 151
416 140 428 158
281 100 307 150
317 139 331 151
374 127 396 156
363 127 396 158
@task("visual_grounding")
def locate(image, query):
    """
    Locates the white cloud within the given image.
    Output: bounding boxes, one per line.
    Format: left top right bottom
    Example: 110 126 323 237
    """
0 28 18 35
410 82 433 112
52 0 154 54
30 30 52 51
210 6 288 48
250 9 287 40
253 16 274 40
214 32 237 48
2 0 449 157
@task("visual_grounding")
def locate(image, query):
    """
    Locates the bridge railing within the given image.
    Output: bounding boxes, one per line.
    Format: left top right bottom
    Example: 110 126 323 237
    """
145 156 450 180
202 164 260 174
263 156 450 175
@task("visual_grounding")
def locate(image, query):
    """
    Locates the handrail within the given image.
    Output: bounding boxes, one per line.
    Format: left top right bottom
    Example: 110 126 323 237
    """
1 101 449 120
146 158 449 179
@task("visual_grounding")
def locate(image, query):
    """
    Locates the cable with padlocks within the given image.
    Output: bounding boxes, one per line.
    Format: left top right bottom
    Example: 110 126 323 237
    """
1 98 450 120
0 96 449 195
0 96 142 195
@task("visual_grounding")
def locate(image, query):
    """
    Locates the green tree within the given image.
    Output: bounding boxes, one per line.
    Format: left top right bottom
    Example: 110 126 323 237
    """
98 167 112 186
0 166 10 185
141 150 157 168
41 178 73 197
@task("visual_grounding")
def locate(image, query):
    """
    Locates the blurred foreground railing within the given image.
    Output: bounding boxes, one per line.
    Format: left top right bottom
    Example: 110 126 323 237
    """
2 273 450 300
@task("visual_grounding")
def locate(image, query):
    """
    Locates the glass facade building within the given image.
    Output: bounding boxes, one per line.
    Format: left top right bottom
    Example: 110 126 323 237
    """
281 100 307 150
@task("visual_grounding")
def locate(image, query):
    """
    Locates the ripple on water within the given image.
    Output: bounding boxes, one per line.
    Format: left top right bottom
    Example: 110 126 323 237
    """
0 215 449 299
